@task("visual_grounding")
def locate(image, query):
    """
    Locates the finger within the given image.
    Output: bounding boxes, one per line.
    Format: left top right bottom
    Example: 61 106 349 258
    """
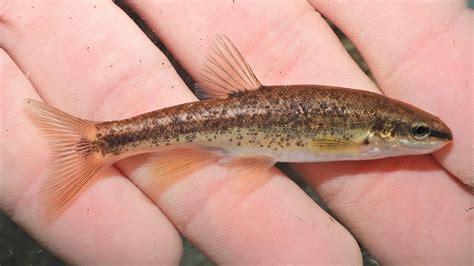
308 1 473 185
294 157 473 265
0 2 182 264
131 1 378 92
127 1 473 264
121 1 374 264
1 1 195 114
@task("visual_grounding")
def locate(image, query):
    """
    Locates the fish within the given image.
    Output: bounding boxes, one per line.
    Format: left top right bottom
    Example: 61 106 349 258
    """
25 35 453 221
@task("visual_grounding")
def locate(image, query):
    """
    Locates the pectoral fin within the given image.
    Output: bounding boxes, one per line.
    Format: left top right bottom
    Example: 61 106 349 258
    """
312 138 361 149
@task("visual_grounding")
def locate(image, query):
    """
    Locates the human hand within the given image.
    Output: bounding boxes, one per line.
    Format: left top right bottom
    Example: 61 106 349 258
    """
1 1 472 264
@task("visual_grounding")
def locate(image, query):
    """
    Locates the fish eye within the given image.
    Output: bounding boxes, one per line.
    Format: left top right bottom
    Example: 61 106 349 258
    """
411 122 431 140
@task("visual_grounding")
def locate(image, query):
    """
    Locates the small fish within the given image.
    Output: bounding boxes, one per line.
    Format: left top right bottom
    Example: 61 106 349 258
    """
25 36 452 221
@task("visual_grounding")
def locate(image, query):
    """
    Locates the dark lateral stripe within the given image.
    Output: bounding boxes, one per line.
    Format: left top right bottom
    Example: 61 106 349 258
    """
430 130 452 140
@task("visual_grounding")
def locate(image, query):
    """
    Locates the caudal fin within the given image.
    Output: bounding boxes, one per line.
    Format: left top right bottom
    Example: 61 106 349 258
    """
24 99 104 222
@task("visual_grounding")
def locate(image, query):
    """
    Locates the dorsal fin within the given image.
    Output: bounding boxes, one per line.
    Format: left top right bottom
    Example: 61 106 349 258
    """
195 35 262 99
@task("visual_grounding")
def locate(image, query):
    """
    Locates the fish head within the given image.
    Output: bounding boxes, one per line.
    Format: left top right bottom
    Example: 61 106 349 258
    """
370 99 453 156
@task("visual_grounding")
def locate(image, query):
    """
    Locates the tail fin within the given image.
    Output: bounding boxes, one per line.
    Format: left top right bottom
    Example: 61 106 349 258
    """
24 99 104 222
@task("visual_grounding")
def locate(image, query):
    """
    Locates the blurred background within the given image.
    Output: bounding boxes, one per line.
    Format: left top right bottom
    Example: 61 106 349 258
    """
1 2 377 265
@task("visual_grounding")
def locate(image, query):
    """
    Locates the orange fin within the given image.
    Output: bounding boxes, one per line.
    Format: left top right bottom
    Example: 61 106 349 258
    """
141 146 276 199
222 155 276 194
312 138 360 149
195 35 262 99
24 99 104 222
142 146 221 196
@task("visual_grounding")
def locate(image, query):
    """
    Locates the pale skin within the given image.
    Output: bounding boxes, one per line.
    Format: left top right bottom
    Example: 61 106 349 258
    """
0 1 472 265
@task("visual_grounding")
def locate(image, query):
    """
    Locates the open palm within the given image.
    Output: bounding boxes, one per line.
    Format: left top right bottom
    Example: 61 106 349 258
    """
1 1 472 264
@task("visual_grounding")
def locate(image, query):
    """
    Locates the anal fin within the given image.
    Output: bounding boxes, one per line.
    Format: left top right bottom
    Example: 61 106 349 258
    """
142 146 221 196
141 146 276 199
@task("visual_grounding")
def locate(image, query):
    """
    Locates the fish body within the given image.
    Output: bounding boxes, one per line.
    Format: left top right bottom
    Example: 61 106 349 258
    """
94 85 451 164
25 36 452 220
